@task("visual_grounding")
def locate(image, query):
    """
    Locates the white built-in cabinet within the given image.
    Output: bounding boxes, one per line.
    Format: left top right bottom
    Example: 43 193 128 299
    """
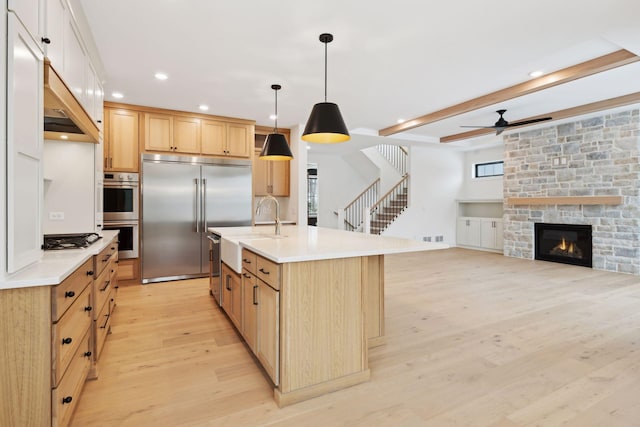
8 0 45 49
456 200 504 253
45 0 66 70
6 12 45 273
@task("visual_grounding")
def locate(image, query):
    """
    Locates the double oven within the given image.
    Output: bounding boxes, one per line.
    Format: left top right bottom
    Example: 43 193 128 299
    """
102 173 139 258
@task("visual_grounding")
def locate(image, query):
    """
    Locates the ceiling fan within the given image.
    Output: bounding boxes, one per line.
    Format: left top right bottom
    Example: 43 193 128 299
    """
461 109 552 135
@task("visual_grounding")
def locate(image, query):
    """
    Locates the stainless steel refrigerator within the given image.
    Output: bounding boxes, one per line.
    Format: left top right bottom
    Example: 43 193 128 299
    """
141 153 251 283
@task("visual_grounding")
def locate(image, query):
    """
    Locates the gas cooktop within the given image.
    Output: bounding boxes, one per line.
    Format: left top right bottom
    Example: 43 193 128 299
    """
43 233 102 250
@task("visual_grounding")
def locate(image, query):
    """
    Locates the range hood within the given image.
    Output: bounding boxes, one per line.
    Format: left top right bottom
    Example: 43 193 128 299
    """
44 59 99 143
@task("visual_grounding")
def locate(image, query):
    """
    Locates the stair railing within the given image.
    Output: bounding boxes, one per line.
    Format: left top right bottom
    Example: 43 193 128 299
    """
342 178 380 231
377 144 408 175
368 174 409 234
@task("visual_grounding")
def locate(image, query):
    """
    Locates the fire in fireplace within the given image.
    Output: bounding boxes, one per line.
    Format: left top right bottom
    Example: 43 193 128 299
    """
534 223 592 268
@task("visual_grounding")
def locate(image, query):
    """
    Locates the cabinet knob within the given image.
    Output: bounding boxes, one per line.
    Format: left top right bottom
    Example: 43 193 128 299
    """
97 120 102 123
86 270 94 276
84 351 92 358
84 306 93 312
242 258 251 264
62 337 73 345
64 290 75 298
41 37 51 44
62 396 73 404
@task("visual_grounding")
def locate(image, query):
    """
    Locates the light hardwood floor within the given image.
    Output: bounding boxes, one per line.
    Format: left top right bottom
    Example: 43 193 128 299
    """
71 248 640 426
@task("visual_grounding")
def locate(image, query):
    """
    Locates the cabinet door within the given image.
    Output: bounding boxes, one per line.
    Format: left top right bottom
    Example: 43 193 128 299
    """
106 108 139 172
257 280 279 385
494 220 504 251
8 0 43 49
63 17 86 104
226 123 251 158
480 219 495 249
44 0 66 70
173 117 201 154
201 120 226 156
144 113 173 152
6 14 44 273
467 218 482 247
221 264 242 330
270 160 290 197
252 150 270 196
242 271 258 352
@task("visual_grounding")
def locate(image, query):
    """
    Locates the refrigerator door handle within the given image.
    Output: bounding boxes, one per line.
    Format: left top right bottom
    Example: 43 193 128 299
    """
201 178 207 233
194 178 200 233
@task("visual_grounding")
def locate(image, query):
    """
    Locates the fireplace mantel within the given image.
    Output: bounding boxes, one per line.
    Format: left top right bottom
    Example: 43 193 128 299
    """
506 196 623 206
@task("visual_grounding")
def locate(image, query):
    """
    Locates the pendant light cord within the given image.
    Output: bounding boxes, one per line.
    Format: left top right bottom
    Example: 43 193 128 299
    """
324 40 328 102
274 88 278 133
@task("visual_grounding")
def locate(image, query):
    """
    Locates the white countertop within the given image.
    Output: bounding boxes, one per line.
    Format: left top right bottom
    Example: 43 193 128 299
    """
209 225 448 266
0 230 119 290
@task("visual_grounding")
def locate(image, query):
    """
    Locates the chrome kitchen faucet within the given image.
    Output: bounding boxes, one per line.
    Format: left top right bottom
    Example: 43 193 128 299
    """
256 195 281 236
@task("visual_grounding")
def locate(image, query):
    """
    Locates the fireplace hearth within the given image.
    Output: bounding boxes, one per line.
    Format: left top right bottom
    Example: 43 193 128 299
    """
534 223 592 268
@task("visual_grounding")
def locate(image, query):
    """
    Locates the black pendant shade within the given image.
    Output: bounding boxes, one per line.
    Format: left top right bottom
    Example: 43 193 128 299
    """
301 33 350 144
260 84 293 160
259 133 293 160
302 102 350 143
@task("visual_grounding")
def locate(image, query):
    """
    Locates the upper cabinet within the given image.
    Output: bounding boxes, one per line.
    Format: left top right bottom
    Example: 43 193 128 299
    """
8 0 45 51
201 120 252 158
253 128 290 197
44 0 66 70
104 107 139 172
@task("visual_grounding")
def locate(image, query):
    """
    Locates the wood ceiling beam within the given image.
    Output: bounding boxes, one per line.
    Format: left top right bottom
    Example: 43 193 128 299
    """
439 91 640 143
378 49 640 137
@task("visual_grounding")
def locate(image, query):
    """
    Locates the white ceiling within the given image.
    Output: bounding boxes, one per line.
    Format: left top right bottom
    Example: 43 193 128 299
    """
79 0 640 149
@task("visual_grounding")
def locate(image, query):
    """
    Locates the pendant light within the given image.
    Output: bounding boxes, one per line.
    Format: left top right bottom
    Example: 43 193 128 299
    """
302 33 350 144
259 84 293 160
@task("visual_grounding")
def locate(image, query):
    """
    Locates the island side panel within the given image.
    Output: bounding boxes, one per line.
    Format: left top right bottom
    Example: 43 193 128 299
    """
0 286 52 427
279 257 367 394
364 255 385 347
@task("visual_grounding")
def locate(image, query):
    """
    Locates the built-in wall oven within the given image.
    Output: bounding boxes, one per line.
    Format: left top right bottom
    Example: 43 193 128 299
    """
104 173 139 259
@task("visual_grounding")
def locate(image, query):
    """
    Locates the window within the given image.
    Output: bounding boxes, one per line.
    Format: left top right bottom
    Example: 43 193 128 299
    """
474 161 503 178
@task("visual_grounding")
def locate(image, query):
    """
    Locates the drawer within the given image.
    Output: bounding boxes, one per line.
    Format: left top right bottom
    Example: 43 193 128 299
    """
52 285 92 386
51 258 93 322
52 329 91 427
95 239 118 277
256 255 280 290
95 287 115 360
241 248 257 274
93 257 116 316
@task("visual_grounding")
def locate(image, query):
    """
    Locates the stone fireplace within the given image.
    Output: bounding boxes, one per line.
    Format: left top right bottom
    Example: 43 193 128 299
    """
503 109 640 274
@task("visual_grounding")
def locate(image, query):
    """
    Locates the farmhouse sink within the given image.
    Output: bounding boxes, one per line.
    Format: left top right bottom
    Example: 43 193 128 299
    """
220 233 288 273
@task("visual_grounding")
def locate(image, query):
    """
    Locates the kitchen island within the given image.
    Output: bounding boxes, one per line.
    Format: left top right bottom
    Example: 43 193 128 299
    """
209 225 447 407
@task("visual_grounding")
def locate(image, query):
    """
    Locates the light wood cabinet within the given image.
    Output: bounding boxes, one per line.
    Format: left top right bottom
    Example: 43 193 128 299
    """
144 113 202 154
201 120 251 158
241 271 258 352
92 237 119 360
221 262 242 330
253 148 290 197
104 107 139 172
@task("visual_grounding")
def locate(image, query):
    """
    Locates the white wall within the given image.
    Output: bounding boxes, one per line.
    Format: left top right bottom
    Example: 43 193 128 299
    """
459 145 504 200
308 153 371 228
43 141 96 233
384 145 465 244
1 6 6 277
361 146 401 194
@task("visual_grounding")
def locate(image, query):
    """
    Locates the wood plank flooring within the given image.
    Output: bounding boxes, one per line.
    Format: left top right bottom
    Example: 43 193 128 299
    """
71 248 640 426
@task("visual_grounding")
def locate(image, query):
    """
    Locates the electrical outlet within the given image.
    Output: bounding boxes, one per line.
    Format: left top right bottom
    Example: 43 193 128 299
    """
49 212 65 220
436 235 443 242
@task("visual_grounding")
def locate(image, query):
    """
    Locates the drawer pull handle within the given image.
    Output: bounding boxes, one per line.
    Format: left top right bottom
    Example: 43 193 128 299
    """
259 268 270 275
84 306 92 312
242 273 251 278
253 285 258 305
84 351 92 358
100 313 110 329
86 270 94 276
225 275 231 291
111 246 115 250
62 337 72 345
62 396 73 404
64 291 75 298
242 258 251 264
115 260 120 264
100 280 110 292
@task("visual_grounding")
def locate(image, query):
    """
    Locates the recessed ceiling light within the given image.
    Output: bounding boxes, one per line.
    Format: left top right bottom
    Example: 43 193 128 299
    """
154 72 168 80
269 114 277 120
199 104 209 111
112 92 124 99
306 145 311 150
60 135 68 140
397 119 405 124
529 70 544 78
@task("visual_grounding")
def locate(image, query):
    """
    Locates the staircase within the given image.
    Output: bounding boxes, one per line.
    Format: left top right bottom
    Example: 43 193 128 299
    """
368 175 409 235
341 144 409 235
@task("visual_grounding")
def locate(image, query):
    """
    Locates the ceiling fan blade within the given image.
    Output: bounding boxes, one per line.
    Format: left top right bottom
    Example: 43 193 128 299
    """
496 128 505 135
506 117 552 127
460 125 498 129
